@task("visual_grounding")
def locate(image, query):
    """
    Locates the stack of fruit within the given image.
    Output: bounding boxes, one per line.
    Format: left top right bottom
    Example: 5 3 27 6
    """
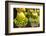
14 8 40 27
27 8 40 27
14 8 28 27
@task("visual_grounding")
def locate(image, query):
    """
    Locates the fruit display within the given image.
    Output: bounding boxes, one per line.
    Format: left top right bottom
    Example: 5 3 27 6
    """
27 8 40 27
14 12 28 27
14 8 40 27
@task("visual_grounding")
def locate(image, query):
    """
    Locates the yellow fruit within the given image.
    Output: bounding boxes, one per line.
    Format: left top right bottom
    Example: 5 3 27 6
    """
14 12 28 27
17 12 25 18
16 8 26 12
32 12 38 16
